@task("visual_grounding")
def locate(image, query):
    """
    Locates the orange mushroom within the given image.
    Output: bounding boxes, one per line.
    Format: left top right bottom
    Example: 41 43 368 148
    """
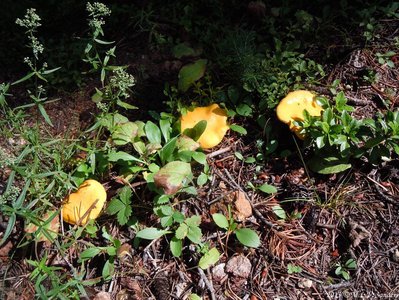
62 179 107 225
276 90 323 139
180 103 229 149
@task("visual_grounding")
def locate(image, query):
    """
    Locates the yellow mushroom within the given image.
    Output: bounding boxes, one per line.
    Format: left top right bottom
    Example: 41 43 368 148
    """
276 90 323 139
62 179 107 225
180 103 229 149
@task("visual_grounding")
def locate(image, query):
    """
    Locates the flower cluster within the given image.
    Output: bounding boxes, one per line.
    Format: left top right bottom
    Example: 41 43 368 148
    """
86 2 111 34
15 8 41 30
109 68 135 99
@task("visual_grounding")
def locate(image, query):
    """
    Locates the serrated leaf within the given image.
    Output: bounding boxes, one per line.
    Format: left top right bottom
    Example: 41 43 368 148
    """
175 223 189 239
199 248 220 269
178 59 207 92
235 228 260 248
185 215 202 227
212 213 229 230
258 184 277 194
136 228 169 240
154 161 192 195
187 225 202 244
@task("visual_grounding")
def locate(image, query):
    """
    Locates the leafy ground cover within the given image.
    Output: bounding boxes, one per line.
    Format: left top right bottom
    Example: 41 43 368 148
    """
1 1 399 299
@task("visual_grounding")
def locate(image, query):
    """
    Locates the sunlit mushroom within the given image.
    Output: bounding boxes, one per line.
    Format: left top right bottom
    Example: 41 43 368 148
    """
276 90 323 139
180 103 229 149
62 179 107 225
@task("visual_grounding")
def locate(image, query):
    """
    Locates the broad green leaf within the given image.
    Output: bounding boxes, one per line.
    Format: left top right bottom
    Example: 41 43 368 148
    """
236 103 252 117
172 43 200 58
198 248 220 269
178 59 207 92
187 225 202 244
102 259 114 281
272 205 287 220
185 215 202 227
176 135 200 152
230 124 247 135
170 237 182 257
136 228 169 240
79 247 102 262
159 118 171 142
154 161 192 195
235 228 260 248
258 184 277 194
159 137 177 165
308 156 351 174
192 152 207 164
212 213 229 230
112 122 138 145
175 223 189 239
197 173 208 186
108 151 144 163
182 120 207 142
117 99 137 110
145 121 162 144
189 294 202 300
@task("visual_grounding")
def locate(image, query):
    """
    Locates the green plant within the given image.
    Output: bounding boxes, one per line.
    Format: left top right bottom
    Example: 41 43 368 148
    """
376 51 395 68
287 263 303 274
212 206 260 248
297 92 399 173
335 258 357 280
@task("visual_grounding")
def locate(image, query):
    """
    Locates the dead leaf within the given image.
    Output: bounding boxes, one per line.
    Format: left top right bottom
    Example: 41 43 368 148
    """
93 291 111 300
154 161 192 195
25 210 60 246
212 263 227 282
0 240 13 261
225 255 252 278
234 191 252 221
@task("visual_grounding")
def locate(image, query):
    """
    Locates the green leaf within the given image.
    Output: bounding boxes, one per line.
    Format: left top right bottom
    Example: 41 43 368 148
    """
159 137 177 165
230 124 247 135
176 135 200 152
102 259 114 281
212 213 229 230
258 184 277 194
197 173 208 186
199 248 220 269
172 43 199 58
287 263 303 274
187 225 202 244
136 228 169 240
159 118 171 142
192 152 207 164
178 59 207 92
272 205 287 220
185 215 202 227
154 161 192 195
145 121 162 144
116 99 137 110
38 104 54 127
175 223 189 239
189 294 202 300
183 120 207 142
108 151 145 163
236 103 252 117
308 155 351 174
79 247 102 262
345 259 357 269
235 228 260 248
112 122 138 145
170 237 182 257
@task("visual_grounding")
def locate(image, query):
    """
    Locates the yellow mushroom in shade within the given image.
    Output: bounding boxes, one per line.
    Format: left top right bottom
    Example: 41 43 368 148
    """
62 179 107 225
276 90 323 139
180 103 229 149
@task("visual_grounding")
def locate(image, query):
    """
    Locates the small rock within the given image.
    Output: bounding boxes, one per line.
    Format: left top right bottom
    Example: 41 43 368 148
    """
298 278 313 289
234 191 252 221
392 249 399 262
93 291 111 300
212 263 227 282
225 255 252 278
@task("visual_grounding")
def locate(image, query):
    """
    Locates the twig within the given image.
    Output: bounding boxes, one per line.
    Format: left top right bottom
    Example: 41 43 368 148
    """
207 146 232 158
198 267 216 300
323 281 352 290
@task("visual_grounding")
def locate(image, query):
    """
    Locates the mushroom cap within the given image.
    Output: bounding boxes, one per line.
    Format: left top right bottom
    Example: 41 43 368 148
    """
180 103 229 149
62 179 107 225
276 90 322 138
